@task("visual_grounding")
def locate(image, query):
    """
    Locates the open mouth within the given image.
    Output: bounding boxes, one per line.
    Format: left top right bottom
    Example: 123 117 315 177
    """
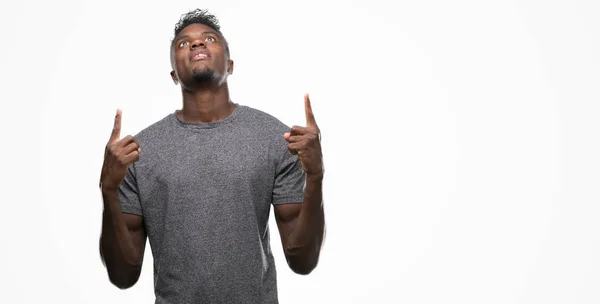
192 52 209 61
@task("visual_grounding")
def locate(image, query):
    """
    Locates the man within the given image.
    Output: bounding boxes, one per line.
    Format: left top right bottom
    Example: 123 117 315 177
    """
99 8 326 304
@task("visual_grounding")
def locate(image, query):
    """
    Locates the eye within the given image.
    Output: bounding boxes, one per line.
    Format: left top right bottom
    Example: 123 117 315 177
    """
178 41 189 48
204 36 216 42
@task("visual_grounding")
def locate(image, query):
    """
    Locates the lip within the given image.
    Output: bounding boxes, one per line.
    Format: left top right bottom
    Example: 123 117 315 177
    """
190 50 210 61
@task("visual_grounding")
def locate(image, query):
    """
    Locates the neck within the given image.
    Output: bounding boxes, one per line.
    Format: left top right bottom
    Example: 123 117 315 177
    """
178 82 235 123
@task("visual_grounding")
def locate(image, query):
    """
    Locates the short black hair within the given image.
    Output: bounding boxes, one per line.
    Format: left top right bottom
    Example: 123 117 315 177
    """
172 9 230 56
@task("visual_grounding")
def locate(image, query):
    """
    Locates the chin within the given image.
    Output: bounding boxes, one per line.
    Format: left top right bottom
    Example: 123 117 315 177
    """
191 67 216 83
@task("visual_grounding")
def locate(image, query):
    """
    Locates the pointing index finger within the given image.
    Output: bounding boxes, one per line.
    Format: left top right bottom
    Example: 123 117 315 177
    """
304 94 317 127
110 109 122 142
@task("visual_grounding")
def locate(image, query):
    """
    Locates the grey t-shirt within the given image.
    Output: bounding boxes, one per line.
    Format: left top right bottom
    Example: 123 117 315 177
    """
118 104 306 304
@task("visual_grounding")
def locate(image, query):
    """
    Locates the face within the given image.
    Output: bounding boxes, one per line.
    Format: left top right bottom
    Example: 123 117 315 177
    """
170 23 233 87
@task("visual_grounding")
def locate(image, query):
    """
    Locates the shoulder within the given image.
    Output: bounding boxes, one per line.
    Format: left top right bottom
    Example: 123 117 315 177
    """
238 105 291 134
128 113 176 166
132 113 175 144
237 105 295 161
135 113 174 137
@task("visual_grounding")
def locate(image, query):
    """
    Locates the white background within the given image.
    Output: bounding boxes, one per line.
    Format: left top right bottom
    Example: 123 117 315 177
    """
1 0 599 303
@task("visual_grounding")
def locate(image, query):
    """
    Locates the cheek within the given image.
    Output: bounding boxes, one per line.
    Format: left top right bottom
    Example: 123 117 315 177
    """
175 57 189 72
214 55 229 69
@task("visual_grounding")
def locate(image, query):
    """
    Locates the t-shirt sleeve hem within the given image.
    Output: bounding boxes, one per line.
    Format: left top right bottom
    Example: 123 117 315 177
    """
120 204 143 216
272 196 304 205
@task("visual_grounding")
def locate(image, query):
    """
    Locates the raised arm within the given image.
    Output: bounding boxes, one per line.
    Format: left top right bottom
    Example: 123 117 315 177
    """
99 109 147 289
274 175 324 275
276 94 326 275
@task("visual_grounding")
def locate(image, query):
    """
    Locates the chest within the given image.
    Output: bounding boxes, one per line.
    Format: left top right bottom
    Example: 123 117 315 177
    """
135 133 277 208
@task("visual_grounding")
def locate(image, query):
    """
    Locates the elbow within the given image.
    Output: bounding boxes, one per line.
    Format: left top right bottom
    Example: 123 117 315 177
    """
289 262 317 275
111 281 135 290
284 245 320 275
108 272 140 290
105 261 142 290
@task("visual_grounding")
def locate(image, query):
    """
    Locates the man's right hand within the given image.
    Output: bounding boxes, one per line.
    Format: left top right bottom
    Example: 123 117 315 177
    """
100 109 141 192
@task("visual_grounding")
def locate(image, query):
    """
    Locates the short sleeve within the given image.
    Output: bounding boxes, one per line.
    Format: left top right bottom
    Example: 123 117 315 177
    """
118 165 143 216
272 144 306 205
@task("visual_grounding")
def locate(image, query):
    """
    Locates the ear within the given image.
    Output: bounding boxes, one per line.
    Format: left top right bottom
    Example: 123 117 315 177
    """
170 71 179 85
227 59 234 75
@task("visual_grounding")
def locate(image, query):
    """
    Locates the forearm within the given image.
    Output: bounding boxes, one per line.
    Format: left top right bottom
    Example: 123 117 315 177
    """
285 175 325 274
99 188 142 287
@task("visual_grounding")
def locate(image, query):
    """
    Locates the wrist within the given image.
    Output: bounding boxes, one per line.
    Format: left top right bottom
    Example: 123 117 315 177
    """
100 182 120 194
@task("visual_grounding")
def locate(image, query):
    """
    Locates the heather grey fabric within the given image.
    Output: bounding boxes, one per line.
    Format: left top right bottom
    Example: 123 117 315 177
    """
118 104 305 304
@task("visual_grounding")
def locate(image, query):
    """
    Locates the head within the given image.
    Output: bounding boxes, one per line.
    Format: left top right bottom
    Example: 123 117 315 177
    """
170 9 233 88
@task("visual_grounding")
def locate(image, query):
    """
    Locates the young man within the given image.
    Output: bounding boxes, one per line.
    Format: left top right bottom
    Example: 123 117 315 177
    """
99 9 325 304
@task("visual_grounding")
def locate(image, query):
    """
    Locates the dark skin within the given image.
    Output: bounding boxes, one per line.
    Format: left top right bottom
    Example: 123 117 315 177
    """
99 23 325 289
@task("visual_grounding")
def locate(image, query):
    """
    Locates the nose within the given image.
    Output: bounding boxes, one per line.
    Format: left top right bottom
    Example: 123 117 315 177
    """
191 39 205 49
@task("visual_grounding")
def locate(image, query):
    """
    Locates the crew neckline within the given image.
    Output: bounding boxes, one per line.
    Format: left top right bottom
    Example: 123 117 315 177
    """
172 103 243 129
